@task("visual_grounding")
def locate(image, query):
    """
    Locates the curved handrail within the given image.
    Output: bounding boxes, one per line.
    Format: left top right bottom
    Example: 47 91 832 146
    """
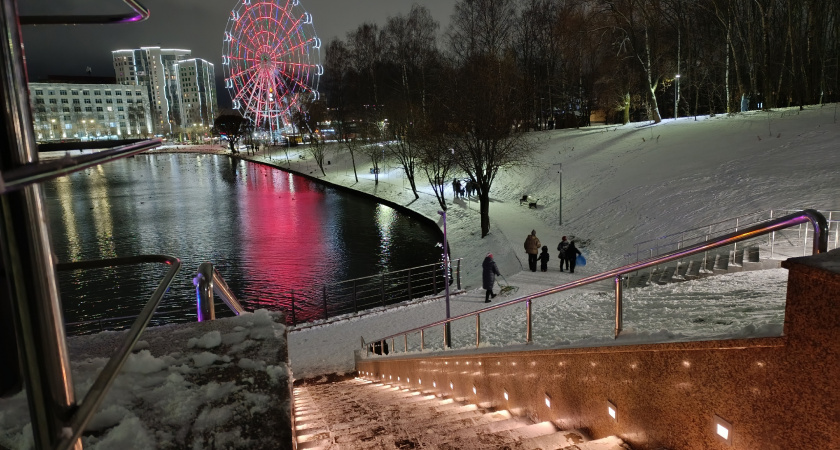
194 262 246 321
19 0 151 25
363 209 828 353
54 254 180 450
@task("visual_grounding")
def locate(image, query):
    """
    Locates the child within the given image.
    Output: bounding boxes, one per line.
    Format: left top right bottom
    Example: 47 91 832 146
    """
538 245 550 272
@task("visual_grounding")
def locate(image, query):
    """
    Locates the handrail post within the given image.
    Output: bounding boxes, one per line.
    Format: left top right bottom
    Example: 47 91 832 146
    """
381 274 385 307
443 322 451 349
420 328 425 351
407 268 411 299
615 275 623 338
404 334 407 353
476 314 480 348
195 263 216 322
457 258 462 290
432 264 437 293
291 290 296 325
352 280 357 313
526 298 533 343
323 286 328 320
0 2 78 446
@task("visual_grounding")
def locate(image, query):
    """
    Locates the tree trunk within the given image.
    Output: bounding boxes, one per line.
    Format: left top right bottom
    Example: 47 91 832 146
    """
479 190 490 238
623 92 630 124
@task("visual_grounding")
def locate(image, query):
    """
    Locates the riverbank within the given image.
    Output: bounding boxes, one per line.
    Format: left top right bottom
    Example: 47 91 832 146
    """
151 105 840 291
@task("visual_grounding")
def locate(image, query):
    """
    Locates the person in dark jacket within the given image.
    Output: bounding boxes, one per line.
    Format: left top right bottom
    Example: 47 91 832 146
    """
538 245 550 272
524 230 541 272
482 252 501 303
557 236 569 271
566 241 582 273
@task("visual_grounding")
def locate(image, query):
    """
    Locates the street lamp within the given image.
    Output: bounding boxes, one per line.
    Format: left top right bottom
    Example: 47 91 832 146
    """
437 210 451 348
674 74 681 119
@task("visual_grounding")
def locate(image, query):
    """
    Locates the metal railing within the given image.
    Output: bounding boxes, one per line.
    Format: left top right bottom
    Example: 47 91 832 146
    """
267 258 462 326
195 262 246 321
362 209 828 356
0 2 160 449
627 209 839 262
53 255 181 450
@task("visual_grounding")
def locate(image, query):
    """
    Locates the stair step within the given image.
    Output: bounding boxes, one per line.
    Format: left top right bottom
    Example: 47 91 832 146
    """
573 435 632 449
519 428 589 449
492 420 559 440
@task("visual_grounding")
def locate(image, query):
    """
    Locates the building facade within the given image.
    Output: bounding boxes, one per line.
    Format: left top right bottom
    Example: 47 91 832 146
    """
175 58 217 134
112 47 192 135
29 78 153 141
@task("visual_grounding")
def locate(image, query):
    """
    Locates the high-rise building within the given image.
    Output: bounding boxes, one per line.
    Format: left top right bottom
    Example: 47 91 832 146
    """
112 47 191 135
174 58 217 132
29 77 153 141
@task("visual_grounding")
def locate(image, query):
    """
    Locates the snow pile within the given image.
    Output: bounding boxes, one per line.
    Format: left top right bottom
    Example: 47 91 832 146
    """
0 310 291 449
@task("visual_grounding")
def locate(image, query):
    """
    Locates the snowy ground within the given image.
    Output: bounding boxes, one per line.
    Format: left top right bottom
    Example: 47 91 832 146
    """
2 107 838 448
149 105 840 379
0 310 291 449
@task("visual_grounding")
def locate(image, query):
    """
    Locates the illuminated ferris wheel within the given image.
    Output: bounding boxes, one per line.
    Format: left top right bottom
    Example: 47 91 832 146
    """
222 0 322 130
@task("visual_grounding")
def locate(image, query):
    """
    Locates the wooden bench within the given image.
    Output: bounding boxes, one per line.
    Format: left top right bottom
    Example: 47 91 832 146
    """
519 195 539 208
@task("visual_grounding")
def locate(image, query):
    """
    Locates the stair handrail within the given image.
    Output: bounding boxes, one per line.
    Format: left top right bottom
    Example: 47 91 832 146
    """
194 262 246 321
362 209 827 355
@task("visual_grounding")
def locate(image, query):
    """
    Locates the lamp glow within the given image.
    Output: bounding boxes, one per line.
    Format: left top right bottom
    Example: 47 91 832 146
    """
607 401 617 421
450 382 454 390
714 415 733 445
504 390 509 401
716 424 729 439
472 386 477 394
545 395 551 408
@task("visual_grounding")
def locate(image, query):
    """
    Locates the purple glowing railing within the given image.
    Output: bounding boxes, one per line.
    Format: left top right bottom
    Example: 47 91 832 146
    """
363 209 828 355
19 0 151 25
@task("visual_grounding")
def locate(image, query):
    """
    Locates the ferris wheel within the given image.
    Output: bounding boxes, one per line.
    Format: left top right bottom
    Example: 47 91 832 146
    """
222 0 322 130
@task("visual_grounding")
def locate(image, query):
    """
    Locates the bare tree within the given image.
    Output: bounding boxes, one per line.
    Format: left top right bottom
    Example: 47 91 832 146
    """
293 98 329 176
447 0 536 237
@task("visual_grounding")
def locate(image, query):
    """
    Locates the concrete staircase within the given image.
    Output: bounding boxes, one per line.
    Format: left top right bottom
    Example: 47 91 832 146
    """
294 378 631 449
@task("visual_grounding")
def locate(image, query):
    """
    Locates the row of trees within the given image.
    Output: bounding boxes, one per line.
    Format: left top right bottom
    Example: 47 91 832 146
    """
302 0 840 237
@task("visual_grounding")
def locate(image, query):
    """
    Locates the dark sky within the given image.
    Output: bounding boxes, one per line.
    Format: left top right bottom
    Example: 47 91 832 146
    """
18 0 453 106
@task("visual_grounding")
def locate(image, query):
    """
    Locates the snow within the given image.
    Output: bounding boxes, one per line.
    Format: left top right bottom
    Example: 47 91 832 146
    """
219 106 836 379
2 106 839 447
0 310 291 449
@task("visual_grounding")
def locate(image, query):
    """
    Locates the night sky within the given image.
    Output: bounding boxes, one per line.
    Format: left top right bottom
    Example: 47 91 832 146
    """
18 0 453 106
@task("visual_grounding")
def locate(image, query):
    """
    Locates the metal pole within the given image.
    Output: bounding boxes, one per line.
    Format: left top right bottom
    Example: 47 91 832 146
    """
323 286 328 320
381 274 385 307
420 328 425 351
0 1 78 447
614 275 623 338
438 210 451 348
352 280 357 313
525 298 532 343
404 334 407 353
456 258 461 290
290 290 296 324
558 163 562 225
407 268 411 300
476 314 480 348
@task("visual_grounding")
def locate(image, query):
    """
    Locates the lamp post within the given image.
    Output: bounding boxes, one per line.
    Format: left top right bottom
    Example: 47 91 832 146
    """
437 210 451 348
50 118 56 140
675 74 681 119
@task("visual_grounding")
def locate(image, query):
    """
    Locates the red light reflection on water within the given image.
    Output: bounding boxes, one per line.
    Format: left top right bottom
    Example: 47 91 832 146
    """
238 164 329 321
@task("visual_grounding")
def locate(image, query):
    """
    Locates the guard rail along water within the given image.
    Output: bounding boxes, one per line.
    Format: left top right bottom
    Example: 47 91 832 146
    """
195 262 247 321
361 209 828 356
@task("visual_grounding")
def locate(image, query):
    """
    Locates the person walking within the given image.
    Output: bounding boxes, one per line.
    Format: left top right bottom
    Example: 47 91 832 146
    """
566 240 582 273
524 230 541 272
538 245 550 272
482 252 501 303
452 179 461 199
557 236 570 272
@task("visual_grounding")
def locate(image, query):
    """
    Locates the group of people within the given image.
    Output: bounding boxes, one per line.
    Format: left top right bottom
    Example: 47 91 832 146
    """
481 231 583 305
525 231 581 273
452 178 476 199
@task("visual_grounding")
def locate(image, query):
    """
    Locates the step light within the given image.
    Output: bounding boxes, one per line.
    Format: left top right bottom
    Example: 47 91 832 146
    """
607 400 617 421
397 377 400 381
472 386 477 395
407 378 410 383
418 378 421 385
450 381 454 390
504 390 509 401
433 381 436 388
714 415 733 446
545 394 551 408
